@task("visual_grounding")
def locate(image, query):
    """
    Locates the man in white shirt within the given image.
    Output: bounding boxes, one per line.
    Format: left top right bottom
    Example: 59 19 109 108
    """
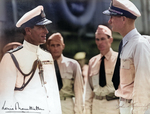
0 5 62 114
84 25 119 114
103 0 150 114
47 33 84 114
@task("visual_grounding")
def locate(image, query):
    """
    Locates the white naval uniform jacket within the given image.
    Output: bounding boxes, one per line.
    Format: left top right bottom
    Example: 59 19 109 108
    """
115 28 150 114
84 48 118 114
0 40 62 114
57 55 84 114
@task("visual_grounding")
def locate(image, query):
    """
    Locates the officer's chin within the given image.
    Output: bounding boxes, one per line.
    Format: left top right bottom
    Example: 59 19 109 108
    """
39 40 46 45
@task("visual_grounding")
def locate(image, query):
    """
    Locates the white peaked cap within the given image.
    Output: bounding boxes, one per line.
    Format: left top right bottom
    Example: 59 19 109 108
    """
16 5 52 28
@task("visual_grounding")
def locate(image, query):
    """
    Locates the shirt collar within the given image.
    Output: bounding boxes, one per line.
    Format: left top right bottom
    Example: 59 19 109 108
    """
56 54 63 63
23 40 40 53
100 48 113 61
122 28 138 47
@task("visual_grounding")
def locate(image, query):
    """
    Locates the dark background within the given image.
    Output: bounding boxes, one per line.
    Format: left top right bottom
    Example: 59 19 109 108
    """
0 0 148 62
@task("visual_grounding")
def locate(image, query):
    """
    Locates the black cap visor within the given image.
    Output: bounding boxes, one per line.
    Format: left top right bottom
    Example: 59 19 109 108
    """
103 6 137 19
36 18 52 26
103 7 123 16
103 10 121 16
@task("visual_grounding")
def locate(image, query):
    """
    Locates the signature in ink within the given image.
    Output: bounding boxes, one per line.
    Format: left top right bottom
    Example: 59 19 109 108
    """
2 101 45 113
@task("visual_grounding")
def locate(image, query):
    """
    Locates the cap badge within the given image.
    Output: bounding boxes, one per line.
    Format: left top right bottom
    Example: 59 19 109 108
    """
41 10 46 18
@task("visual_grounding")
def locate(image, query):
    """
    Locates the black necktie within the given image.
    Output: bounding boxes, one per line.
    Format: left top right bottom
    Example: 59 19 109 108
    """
112 40 123 90
99 56 106 87
54 60 63 90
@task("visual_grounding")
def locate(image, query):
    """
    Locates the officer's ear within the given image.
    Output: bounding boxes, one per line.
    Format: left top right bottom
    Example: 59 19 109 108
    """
62 44 65 50
110 37 113 43
122 16 127 24
24 27 32 35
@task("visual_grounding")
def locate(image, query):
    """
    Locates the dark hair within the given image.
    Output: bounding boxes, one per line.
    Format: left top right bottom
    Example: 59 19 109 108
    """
20 26 34 35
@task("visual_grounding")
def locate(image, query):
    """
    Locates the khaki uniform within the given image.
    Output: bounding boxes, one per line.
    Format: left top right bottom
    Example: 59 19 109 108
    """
57 55 84 114
115 28 150 114
0 40 62 114
84 48 119 114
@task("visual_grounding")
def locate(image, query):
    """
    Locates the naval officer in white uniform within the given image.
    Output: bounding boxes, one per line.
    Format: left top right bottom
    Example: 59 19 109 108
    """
0 5 62 114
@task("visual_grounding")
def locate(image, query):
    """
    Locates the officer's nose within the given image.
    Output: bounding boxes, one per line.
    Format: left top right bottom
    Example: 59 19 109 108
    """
45 27 49 34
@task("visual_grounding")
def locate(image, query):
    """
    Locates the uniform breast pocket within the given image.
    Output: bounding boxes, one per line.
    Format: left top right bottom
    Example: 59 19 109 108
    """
91 73 99 87
43 64 54 72
64 71 73 79
62 71 74 87
121 59 131 69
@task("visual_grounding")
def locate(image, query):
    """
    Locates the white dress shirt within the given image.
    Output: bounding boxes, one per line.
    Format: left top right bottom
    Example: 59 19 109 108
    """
115 28 150 114
57 54 84 114
84 48 118 114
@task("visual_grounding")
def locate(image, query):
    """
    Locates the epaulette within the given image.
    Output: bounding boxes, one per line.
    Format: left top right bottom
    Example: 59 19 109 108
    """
8 45 23 54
